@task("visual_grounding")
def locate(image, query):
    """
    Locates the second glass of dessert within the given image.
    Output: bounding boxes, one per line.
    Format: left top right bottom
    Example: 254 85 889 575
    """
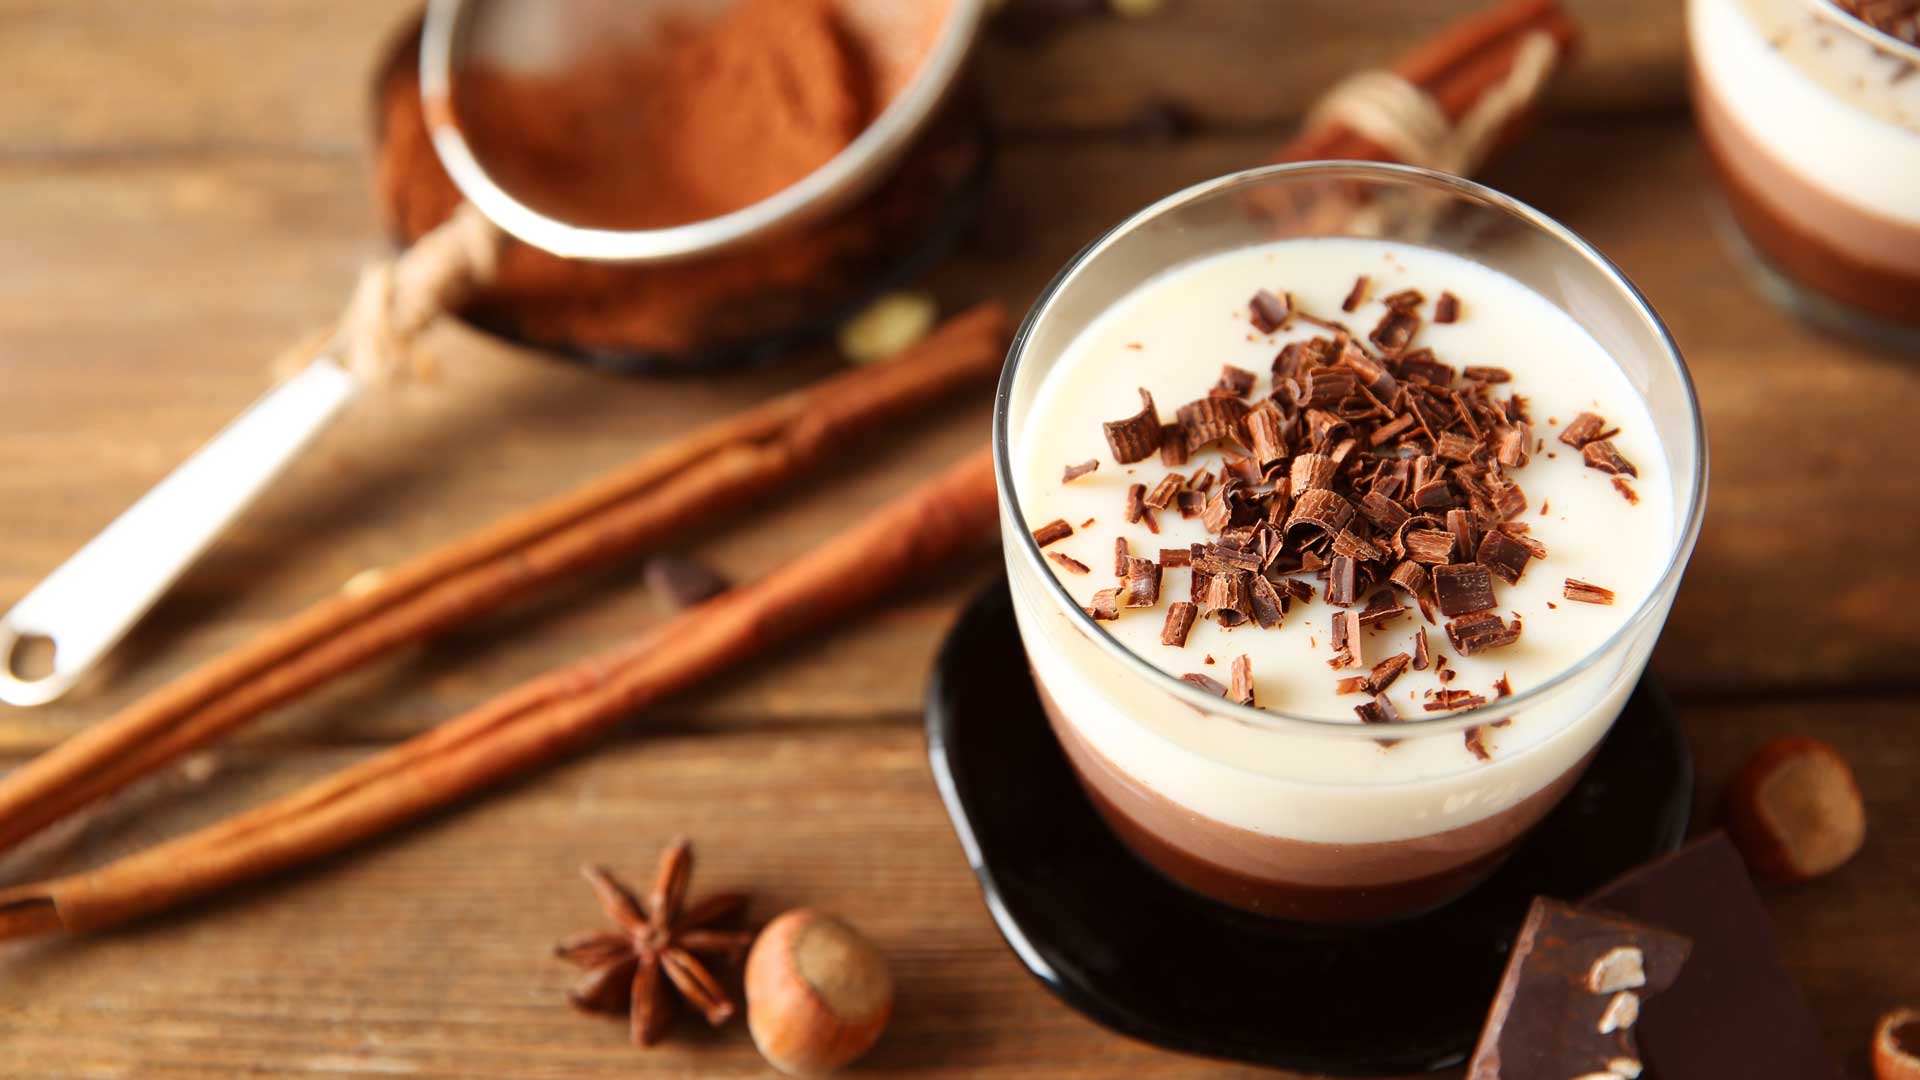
994 163 1706 924
1689 0 1920 342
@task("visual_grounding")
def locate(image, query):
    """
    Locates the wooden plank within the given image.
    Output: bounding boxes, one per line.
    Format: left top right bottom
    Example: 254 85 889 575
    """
0 0 1684 159
3 694 1911 1078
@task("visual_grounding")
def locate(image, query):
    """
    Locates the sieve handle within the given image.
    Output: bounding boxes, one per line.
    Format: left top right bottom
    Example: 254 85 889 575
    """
0 357 359 707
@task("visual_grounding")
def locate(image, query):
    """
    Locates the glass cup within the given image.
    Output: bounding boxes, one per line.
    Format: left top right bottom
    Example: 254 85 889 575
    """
1688 0 1920 346
992 162 1707 924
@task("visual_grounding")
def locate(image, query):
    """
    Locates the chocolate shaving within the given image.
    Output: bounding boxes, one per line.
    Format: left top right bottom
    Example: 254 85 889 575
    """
1434 431 1478 462
1412 479 1455 512
1357 590 1407 627
1558 412 1608 449
1564 578 1616 605
1389 559 1429 597
1200 485 1235 533
1475 529 1534 585
1161 602 1198 646
1192 542 1261 573
1582 440 1638 477
1434 292 1460 323
1462 365 1510 383
1494 424 1531 467
1087 588 1120 621
1114 536 1130 576
1432 563 1497 616
1062 459 1099 484
1356 694 1400 724
1248 574 1285 629
1331 529 1385 562
1404 528 1455 565
1143 474 1182 510
1446 509 1476 560
1103 388 1164 464
1359 491 1411 533
1249 289 1290 333
1283 487 1354 539
1365 653 1411 695
1327 555 1358 607
1493 673 1513 699
1181 672 1228 696
1121 556 1162 608
1295 366 1358 409
1032 519 1074 548
1381 288 1424 311
1179 395 1248 453
1425 689 1489 712
1613 477 1639 504
1368 412 1417 447
1446 610 1521 655
1412 626 1431 670
1216 364 1258 398
1159 425 1189 466
1048 552 1090 574
1158 547 1191 568
1328 609 1363 669
1289 453 1337 493
1175 490 1203 518
1203 570 1252 625
1228 655 1255 705
1245 405 1286 465
1370 308 1420 355
1341 275 1370 313
1124 483 1149 526
1463 725 1491 760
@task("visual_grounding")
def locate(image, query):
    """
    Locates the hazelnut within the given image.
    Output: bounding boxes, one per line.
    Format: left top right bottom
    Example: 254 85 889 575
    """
1721 735 1866 883
745 909 892 1076
1877 1007 1920 1080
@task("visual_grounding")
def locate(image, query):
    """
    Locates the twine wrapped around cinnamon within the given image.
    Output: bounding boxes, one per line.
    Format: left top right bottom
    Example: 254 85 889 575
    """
336 200 502 380
1276 0 1579 172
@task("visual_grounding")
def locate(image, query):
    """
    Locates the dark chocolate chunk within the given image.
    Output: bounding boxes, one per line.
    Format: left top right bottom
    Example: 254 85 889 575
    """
1476 529 1535 585
1048 551 1091 574
1435 431 1478 462
1216 364 1258 398
1331 529 1384 562
1582 440 1638 477
1584 834 1840 1080
1180 672 1228 696
1357 589 1407 627
1032 519 1074 547
1228 655 1255 705
643 554 731 609
1565 578 1616 605
1249 289 1290 333
1390 559 1429 597
1466 895 1692 1080
1558 411 1609 449
1161 602 1198 646
1359 491 1411 534
1433 563 1497 616
1434 292 1461 323
1103 388 1163 464
1086 588 1120 621
1295 366 1358 408
1446 610 1521 655
1341 275 1370 313
1494 424 1531 467
1062 459 1099 483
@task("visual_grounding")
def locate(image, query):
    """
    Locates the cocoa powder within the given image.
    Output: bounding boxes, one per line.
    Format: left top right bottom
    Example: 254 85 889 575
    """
372 1 972 359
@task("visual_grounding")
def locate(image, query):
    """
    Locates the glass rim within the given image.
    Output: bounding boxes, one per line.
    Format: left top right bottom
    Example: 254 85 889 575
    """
991 160 1709 741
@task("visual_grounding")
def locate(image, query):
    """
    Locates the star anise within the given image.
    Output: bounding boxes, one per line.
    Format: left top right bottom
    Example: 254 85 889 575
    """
553 837 754 1046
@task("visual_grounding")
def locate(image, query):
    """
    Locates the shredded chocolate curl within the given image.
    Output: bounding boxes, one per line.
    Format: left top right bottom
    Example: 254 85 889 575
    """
1558 412 1610 449
1161 602 1198 646
1412 626 1432 670
1463 725 1492 760
1475 529 1535 585
1356 694 1400 724
1228 655 1255 705
1342 275 1370 313
1249 289 1290 333
1446 610 1521 655
1370 308 1420 355
1181 672 1228 696
1033 519 1074 548
1062 459 1099 484
1087 588 1120 621
1121 556 1162 608
1564 578 1616 605
1179 395 1248 453
1144 474 1182 510
1581 440 1638 477
1103 388 1163 464
1434 292 1461 323
1048 552 1090 574
1216 364 1257 398
1364 653 1412 695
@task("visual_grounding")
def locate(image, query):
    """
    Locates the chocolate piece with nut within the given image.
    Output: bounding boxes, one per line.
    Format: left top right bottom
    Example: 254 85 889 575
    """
1466 897 1690 1080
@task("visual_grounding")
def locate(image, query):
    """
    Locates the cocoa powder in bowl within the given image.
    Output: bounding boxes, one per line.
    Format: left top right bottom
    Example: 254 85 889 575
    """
370 0 979 365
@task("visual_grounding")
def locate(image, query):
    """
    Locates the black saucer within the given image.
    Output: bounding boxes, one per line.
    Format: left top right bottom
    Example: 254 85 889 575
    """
925 581 1691 1075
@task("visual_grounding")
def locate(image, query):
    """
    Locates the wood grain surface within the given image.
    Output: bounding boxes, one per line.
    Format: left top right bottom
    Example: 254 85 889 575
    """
2 2 1916 1077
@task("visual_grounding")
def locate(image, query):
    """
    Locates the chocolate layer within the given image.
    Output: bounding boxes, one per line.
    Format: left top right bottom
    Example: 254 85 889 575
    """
1693 66 1920 326
1040 685 1595 922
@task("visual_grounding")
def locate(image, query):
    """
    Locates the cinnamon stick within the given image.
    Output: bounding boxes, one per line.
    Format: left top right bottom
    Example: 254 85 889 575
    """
0 304 1009 855
0 449 1000 939
1272 0 1578 167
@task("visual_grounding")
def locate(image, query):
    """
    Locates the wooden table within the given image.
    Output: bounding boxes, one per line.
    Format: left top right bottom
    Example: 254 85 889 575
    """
2 3 1915 1076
